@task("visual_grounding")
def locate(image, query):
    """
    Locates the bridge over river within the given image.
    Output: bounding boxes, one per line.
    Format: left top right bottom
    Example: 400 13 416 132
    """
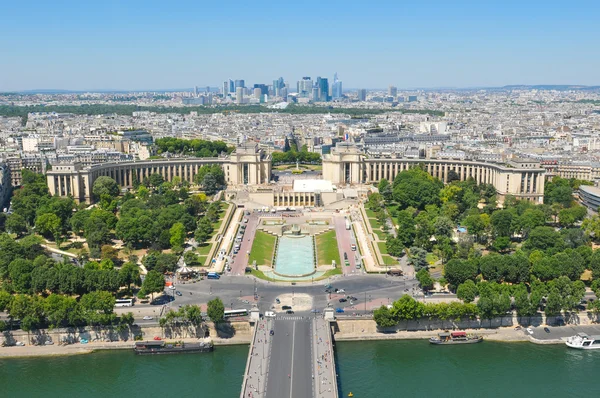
240 316 338 398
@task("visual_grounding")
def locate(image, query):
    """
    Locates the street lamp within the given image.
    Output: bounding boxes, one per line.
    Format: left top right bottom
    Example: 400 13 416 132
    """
231 302 233 310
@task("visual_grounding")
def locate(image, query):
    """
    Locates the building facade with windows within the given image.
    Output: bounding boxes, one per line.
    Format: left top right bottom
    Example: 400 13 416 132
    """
46 143 271 203
322 143 545 203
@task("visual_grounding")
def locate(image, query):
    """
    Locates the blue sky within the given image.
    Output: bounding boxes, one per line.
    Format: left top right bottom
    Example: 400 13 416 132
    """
1 0 599 91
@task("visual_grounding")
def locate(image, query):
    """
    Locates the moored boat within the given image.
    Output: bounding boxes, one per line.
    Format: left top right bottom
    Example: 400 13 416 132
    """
565 333 600 350
429 331 483 345
134 340 214 355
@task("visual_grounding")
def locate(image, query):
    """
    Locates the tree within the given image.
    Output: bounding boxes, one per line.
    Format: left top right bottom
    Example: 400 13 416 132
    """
391 295 424 320
373 306 397 328
491 236 511 253
378 179 393 203
416 269 434 291
119 262 141 290
184 305 203 325
491 210 513 237
433 216 453 239
92 176 119 199
140 270 165 300
446 169 460 183
444 259 478 290
392 167 443 210
169 222 186 249
207 297 225 324
523 226 563 253
396 210 416 247
408 247 428 271
456 280 478 303
194 217 214 245
148 173 165 189
6 213 27 237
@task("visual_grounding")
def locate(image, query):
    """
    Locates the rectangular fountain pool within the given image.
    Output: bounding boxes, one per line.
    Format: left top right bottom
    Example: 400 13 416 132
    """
274 236 315 277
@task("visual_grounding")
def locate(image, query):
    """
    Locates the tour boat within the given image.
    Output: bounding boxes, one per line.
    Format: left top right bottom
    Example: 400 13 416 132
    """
429 331 483 345
134 340 213 355
565 333 600 350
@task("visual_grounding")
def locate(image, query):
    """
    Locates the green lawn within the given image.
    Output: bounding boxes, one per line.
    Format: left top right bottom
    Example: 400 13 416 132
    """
365 209 377 218
316 230 341 266
368 218 381 230
197 256 208 266
323 268 342 278
426 253 439 265
197 243 212 256
381 255 398 266
377 241 388 255
249 230 277 266
373 229 387 241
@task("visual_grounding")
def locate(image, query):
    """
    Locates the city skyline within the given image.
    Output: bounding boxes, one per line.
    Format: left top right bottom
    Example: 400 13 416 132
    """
2 1 600 91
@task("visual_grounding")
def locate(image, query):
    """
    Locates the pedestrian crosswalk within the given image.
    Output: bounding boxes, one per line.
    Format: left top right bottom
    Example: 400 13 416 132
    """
275 315 306 321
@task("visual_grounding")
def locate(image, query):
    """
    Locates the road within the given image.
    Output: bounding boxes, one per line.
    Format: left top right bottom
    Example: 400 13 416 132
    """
265 318 313 398
333 215 362 275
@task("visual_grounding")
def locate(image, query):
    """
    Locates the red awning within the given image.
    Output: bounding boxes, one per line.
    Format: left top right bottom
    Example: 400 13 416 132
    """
451 332 467 337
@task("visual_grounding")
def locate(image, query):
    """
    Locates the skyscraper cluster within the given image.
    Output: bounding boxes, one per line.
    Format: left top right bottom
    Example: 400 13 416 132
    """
218 73 344 103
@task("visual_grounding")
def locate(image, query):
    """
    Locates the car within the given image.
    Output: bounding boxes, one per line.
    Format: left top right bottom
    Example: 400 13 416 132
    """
325 289 332 293
351 244 356 251
264 311 276 318
243 218 248 223
334 288 339 292
143 316 154 320
270 330 274 336
286 310 294 314
167 285 176 290
154 336 162 340
44 341 54 345
338 289 345 293
325 284 333 289
544 327 551 333
310 309 321 313
175 291 182 296
245 267 252 273
526 327 534 335
282 305 292 310
339 298 347 302
275 298 281 304
343 252 348 260
15 341 25 346
335 308 345 313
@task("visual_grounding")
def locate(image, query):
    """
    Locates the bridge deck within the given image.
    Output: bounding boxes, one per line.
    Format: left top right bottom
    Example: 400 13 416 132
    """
240 316 338 398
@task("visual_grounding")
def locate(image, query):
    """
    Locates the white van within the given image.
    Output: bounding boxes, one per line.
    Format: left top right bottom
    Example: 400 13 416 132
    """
264 311 276 318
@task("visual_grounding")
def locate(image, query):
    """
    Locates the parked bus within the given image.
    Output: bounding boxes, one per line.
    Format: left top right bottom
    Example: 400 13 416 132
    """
224 309 248 318
115 299 134 307
207 272 220 280
345 219 351 230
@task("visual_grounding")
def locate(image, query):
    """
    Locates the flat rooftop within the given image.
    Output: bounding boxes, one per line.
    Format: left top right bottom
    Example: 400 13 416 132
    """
292 179 334 193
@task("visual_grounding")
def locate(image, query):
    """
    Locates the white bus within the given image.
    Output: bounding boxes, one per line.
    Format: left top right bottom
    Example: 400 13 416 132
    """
224 309 248 318
114 299 134 307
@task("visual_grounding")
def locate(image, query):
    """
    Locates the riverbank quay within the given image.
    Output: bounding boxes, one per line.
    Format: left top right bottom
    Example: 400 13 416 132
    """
0 320 252 359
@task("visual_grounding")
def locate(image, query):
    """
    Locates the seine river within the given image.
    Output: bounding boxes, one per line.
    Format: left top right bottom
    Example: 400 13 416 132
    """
1 341 599 397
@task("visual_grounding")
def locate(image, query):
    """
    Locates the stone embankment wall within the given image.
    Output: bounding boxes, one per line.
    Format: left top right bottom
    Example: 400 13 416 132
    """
334 311 599 337
1 321 252 346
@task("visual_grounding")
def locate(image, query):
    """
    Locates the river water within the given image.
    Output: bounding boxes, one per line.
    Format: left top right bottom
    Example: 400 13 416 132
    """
1 341 599 397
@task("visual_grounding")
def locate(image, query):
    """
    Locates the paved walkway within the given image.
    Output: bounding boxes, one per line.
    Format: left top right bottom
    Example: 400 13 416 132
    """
240 318 272 398
313 318 338 398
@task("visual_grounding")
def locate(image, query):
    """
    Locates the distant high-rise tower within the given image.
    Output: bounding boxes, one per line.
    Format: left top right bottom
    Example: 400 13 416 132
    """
332 73 343 99
299 77 312 97
229 79 235 93
317 77 329 102
194 86 198 97
388 85 397 97
312 87 319 102
206 86 210 93
235 80 245 89
236 87 244 104
222 81 229 97
357 89 367 101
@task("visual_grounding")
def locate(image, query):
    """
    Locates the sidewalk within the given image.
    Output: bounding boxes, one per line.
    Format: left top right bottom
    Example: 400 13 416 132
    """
240 318 271 398
313 319 337 398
